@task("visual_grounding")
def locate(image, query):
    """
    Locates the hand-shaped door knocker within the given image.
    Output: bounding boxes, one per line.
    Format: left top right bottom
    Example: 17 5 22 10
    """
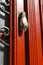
19 12 29 32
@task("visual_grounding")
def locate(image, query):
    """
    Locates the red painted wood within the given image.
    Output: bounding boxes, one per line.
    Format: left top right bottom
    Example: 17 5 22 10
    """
13 0 17 65
27 0 42 65
17 0 25 65
40 0 43 64
9 0 12 65
9 0 43 65
13 0 25 65
27 0 38 65
40 0 43 31
34 0 42 65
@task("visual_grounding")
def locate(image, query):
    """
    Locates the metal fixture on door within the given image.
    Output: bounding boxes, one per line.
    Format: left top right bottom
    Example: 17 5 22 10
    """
18 12 29 32
0 0 10 6
0 4 9 14
0 0 9 47
0 26 9 46
0 26 9 36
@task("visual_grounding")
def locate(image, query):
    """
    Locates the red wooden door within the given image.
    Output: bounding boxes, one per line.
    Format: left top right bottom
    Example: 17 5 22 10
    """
27 0 42 65
40 0 43 64
9 0 43 65
12 0 25 65
10 0 43 65
0 0 43 65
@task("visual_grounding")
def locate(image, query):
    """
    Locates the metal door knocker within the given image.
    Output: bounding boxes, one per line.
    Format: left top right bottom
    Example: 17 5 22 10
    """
19 12 29 32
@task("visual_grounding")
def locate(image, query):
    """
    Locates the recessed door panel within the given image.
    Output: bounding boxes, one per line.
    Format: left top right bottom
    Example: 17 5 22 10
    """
27 0 42 65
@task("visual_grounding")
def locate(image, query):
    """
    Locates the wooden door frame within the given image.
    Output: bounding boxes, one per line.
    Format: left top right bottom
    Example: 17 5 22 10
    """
9 0 12 65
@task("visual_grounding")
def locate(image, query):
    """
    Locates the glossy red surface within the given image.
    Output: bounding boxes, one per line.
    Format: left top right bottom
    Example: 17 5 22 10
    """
9 0 43 65
40 0 43 64
27 0 42 65
9 0 12 65
13 0 25 65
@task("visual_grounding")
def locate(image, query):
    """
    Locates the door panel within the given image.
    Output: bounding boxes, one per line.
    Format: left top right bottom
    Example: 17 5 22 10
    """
17 0 25 65
40 0 43 31
13 0 43 65
40 0 43 64
27 0 42 65
10 0 43 65
1 0 42 65
13 0 25 65
34 0 42 65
